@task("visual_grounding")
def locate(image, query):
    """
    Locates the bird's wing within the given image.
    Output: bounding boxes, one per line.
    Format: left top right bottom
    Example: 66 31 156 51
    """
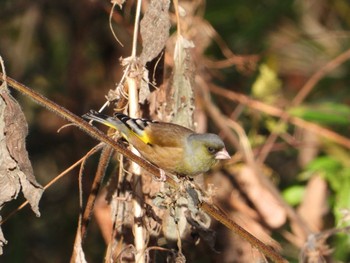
113 114 155 144
114 113 194 147
144 122 194 147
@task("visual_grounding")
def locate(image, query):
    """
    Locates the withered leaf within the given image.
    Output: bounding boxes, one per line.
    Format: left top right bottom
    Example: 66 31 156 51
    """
169 36 195 129
0 90 44 254
0 91 43 216
140 0 170 65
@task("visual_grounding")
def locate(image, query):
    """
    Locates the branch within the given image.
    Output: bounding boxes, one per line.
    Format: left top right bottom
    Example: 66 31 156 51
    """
210 84 350 150
0 73 287 262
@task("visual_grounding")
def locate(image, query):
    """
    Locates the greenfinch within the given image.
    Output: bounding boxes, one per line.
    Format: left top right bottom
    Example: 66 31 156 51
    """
83 110 230 177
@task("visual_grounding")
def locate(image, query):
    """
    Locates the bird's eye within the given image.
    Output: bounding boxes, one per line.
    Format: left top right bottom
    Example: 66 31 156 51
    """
207 146 216 153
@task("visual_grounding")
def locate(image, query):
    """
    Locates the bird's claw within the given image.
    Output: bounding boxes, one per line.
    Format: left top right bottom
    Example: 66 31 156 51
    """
153 169 167 182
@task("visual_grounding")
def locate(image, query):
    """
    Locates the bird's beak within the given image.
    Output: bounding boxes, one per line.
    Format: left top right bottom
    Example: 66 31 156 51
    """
215 148 231 160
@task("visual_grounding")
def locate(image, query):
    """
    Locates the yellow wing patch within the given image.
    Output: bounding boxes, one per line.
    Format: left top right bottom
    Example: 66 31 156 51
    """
123 129 152 146
134 131 152 145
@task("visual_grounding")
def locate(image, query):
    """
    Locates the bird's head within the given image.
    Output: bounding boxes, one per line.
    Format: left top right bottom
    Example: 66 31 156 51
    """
186 133 230 175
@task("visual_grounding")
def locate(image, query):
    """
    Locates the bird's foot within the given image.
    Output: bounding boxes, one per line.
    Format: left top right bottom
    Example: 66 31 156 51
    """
176 174 193 182
153 168 167 182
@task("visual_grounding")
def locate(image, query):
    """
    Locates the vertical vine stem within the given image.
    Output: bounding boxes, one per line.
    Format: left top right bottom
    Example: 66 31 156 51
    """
127 0 145 261
131 0 142 58
128 74 146 263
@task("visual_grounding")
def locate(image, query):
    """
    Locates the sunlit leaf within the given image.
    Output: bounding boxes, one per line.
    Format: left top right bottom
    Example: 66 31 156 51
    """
282 185 305 206
289 102 350 126
300 156 342 189
252 64 282 104
265 118 288 134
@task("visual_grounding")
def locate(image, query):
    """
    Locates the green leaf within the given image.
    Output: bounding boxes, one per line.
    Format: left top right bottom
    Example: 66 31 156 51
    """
282 185 305 206
252 64 281 103
265 118 288 134
289 102 350 126
299 156 342 190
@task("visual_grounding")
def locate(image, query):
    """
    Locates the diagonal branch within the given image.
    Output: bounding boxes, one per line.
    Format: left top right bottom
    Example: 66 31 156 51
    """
0 73 287 262
210 84 350 150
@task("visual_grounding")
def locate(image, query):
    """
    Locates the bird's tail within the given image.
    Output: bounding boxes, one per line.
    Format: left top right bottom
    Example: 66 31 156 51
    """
83 110 152 142
82 110 125 132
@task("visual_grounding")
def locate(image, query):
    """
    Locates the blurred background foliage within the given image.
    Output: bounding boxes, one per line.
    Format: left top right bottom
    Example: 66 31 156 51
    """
1 0 350 262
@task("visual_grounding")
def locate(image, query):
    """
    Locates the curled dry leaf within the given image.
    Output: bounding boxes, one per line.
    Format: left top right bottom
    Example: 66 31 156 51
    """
169 35 195 129
0 91 43 254
139 0 170 105
140 0 170 65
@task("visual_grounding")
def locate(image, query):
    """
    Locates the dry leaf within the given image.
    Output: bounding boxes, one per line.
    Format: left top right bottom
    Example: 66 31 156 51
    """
0 91 43 254
140 0 170 65
2 91 43 213
169 35 195 129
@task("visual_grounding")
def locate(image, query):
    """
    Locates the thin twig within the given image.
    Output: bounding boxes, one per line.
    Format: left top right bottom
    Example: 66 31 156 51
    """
131 0 142 58
70 154 90 263
109 2 124 47
0 144 103 225
204 93 311 240
210 84 350 149
259 48 350 162
70 146 114 263
81 145 114 238
292 48 350 106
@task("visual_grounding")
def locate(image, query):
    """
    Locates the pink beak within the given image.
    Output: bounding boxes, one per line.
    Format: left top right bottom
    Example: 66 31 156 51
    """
215 148 231 160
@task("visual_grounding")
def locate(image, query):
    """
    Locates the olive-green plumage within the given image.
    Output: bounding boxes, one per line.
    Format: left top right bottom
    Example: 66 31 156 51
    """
83 110 230 176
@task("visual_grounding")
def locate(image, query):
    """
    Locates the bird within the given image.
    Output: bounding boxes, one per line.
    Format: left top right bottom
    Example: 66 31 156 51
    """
83 110 230 177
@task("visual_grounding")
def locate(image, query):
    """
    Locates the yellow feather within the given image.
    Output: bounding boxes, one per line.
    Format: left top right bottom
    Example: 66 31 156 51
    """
134 131 152 145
